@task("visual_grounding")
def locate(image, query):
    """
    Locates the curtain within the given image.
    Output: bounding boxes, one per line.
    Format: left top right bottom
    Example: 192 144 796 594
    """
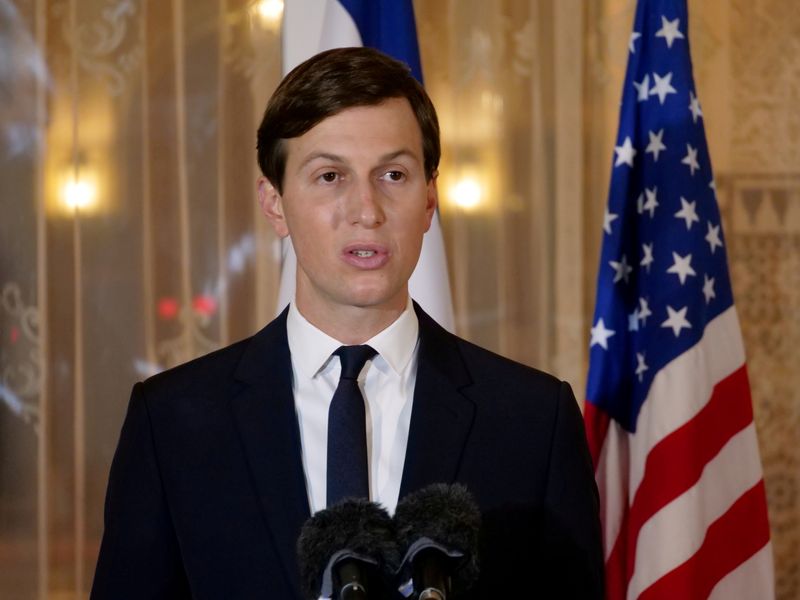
1 0 282 596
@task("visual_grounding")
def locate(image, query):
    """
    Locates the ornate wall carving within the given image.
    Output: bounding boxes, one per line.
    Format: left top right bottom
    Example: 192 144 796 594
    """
0 282 40 432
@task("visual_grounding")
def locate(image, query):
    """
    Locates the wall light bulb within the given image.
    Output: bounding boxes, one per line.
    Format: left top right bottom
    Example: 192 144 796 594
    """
450 177 483 210
63 179 96 210
256 0 284 22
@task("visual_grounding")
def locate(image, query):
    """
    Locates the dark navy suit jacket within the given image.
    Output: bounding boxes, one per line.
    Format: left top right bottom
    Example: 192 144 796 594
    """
91 304 603 599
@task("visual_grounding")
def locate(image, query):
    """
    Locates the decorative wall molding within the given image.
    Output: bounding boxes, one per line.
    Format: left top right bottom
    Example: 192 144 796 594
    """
0 282 41 433
54 0 143 96
156 303 219 370
719 173 800 599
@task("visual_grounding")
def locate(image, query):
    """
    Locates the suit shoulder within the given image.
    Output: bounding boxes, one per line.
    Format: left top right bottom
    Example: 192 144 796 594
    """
415 303 567 399
140 336 252 398
454 335 565 396
136 309 291 409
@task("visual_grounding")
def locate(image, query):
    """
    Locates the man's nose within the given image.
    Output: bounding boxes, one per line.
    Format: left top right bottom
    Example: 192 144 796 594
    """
345 179 385 228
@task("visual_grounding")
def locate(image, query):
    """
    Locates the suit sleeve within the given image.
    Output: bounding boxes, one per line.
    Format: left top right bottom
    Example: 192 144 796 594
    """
90 383 191 599
539 381 604 598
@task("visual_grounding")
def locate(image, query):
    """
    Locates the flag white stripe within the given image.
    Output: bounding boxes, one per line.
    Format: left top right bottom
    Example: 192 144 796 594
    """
596 420 629 561
597 306 747 557
627 423 764 599
707 542 775 600
318 0 362 52
629 306 746 502
282 0 360 74
407 211 454 331
275 239 296 315
277 0 362 316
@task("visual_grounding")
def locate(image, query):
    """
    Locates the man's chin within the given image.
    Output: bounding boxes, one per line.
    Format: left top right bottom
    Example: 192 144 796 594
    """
338 286 407 313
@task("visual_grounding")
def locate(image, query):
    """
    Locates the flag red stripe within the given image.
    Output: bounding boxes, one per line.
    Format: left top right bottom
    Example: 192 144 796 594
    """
583 400 610 469
605 515 630 600
637 479 771 600
604 365 754 593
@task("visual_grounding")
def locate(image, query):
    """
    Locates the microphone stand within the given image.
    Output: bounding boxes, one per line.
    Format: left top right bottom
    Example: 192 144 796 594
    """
336 559 369 600
413 548 450 600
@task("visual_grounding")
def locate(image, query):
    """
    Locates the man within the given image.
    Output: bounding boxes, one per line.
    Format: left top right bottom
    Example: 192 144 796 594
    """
91 48 603 599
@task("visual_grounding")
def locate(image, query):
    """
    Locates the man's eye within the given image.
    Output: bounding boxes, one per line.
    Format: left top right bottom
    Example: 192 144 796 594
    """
382 171 405 182
319 172 338 183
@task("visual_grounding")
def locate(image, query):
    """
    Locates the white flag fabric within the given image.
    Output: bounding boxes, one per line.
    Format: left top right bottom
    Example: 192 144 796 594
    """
275 0 455 332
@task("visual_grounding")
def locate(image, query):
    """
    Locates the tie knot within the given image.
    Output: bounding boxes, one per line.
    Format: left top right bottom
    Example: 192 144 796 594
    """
334 345 376 380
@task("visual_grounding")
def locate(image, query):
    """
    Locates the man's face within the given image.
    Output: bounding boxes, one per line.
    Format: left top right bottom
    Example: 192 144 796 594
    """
259 97 437 321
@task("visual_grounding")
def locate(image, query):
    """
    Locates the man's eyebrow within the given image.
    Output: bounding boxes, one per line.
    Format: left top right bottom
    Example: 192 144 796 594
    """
297 152 345 170
378 148 418 163
297 148 420 171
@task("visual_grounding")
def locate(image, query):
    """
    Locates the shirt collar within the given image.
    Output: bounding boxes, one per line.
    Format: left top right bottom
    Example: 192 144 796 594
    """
286 296 419 379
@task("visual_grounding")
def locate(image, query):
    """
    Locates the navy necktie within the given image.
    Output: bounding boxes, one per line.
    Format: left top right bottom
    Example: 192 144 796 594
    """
326 345 377 507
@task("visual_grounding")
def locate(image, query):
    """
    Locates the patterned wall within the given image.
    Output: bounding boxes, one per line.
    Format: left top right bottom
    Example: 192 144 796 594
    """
710 2 799 596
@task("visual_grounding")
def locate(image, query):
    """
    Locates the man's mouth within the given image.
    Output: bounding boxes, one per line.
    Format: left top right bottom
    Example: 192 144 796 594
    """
351 250 376 258
342 244 389 269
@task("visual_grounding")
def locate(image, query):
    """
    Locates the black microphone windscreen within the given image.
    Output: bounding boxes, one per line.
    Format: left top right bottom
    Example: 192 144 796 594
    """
394 483 481 594
297 498 400 600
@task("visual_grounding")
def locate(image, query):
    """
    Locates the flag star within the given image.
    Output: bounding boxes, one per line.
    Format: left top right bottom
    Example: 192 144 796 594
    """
682 144 700 175
661 305 692 337
635 352 649 382
603 207 619 234
655 16 685 48
628 309 640 332
703 274 716 304
614 136 637 167
633 74 650 102
667 251 697 285
689 91 703 123
640 242 654 271
637 192 645 214
643 186 659 218
650 71 677 104
705 221 723 253
645 129 667 161
610 254 633 284
590 318 616 349
674 197 700 230
638 297 652 325
629 31 642 53
709 179 717 191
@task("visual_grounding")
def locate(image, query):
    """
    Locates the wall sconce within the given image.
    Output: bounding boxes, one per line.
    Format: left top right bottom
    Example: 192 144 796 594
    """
63 178 96 210
253 0 284 28
58 172 99 215
448 174 485 212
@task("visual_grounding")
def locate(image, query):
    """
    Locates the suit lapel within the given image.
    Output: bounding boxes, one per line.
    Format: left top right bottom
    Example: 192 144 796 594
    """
227 304 475 589
400 304 476 496
230 309 309 598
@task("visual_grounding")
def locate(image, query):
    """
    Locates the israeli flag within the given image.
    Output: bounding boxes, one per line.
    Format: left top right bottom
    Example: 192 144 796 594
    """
276 0 455 332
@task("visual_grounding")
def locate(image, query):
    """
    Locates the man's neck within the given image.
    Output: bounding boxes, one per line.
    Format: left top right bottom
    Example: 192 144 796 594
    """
294 298 409 345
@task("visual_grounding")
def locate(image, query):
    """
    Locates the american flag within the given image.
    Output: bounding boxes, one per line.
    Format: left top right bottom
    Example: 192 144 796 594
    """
583 1 775 597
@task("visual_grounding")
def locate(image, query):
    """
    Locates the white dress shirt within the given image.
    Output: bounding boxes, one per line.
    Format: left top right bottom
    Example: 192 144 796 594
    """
286 297 419 515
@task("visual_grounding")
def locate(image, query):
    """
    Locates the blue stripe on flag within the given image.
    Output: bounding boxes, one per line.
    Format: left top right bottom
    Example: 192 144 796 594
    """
337 0 424 82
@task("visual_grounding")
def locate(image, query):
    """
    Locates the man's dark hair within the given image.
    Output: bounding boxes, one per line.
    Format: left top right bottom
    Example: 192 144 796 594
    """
256 47 440 193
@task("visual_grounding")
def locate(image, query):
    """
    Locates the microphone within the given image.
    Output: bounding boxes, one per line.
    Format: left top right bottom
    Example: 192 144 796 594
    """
394 484 481 600
296 498 401 600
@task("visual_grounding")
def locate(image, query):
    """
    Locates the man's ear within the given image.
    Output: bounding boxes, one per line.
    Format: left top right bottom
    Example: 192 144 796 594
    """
257 177 290 238
424 172 439 233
